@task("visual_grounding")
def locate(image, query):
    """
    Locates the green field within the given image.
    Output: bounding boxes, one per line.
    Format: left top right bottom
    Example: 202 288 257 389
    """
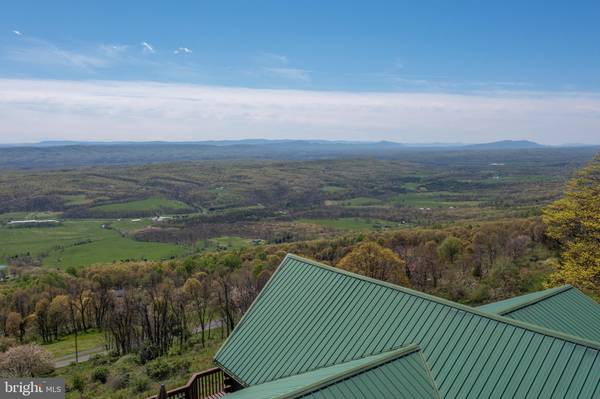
0 211 62 224
90 197 191 214
43 329 105 358
326 197 384 207
296 217 400 231
394 192 480 208
0 219 189 268
108 218 155 233
62 194 94 206
196 236 252 252
324 193 478 209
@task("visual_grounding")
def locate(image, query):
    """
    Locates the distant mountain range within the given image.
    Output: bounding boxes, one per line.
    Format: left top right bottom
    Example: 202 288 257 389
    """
461 140 545 150
0 139 577 149
0 139 596 170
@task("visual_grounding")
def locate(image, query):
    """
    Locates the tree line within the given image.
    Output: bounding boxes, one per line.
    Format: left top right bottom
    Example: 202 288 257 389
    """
0 252 272 367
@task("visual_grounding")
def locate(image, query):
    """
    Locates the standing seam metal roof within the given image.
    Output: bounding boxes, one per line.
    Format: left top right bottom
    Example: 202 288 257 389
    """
477 285 572 314
223 344 440 399
215 254 600 398
478 285 600 342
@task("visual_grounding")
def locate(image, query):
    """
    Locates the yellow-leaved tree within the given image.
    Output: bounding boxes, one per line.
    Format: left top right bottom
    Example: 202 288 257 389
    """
543 153 600 297
337 241 410 286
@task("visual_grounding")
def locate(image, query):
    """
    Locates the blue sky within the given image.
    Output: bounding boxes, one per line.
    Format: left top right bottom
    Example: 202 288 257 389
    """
1 1 599 144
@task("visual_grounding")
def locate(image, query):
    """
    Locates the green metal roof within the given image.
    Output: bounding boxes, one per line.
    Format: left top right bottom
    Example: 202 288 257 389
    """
477 285 571 314
215 254 600 398
223 344 440 399
478 285 600 342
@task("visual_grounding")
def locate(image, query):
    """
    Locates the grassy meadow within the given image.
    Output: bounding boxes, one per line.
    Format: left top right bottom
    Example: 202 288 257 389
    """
0 219 188 268
90 197 191 214
43 329 105 358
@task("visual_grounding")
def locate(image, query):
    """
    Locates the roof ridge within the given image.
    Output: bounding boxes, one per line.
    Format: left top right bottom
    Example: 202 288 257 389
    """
417 350 443 399
494 285 573 315
284 253 600 350
269 344 425 399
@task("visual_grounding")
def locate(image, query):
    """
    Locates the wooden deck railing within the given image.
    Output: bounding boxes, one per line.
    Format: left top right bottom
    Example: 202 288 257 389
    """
145 367 226 399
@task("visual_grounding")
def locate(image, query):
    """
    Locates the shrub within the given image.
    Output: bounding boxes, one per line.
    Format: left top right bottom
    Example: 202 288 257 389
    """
114 354 138 367
145 358 191 381
90 353 110 366
469 284 491 304
138 344 160 364
71 374 85 396
145 359 171 380
0 344 54 377
172 359 191 375
107 372 130 390
91 366 109 384
0 337 16 353
131 375 151 393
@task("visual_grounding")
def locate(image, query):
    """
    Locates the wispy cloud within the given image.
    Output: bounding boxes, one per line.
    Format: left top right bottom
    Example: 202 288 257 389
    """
1 78 599 144
12 30 23 36
141 41 155 54
6 37 110 71
2 35 200 79
259 52 289 64
174 47 192 54
99 44 128 57
264 67 311 81
256 52 310 81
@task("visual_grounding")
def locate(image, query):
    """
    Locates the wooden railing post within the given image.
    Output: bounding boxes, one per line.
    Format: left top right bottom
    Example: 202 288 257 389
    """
158 384 167 399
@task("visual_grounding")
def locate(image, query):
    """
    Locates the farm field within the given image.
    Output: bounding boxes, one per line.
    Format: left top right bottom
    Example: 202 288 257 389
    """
393 192 481 208
90 197 192 215
0 219 189 268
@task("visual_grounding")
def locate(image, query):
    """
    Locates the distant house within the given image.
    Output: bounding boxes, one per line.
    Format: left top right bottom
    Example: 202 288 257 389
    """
148 254 600 399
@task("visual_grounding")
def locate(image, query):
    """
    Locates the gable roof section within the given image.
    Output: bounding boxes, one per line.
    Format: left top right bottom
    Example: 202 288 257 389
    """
215 254 600 399
223 344 440 399
478 285 600 342
477 285 571 314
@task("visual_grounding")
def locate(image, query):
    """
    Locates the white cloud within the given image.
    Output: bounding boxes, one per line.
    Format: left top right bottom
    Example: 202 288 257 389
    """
141 41 155 53
259 52 289 64
0 78 599 145
12 30 23 36
6 38 110 70
265 67 311 81
174 47 192 54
